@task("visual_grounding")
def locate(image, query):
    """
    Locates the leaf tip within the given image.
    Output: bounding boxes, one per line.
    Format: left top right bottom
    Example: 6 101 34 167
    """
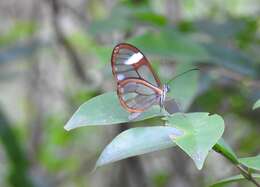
196 163 204 170
64 119 73 131
252 99 260 110
91 165 98 174
64 124 71 131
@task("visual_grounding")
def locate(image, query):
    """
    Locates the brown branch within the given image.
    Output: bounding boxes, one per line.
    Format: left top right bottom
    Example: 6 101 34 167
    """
48 0 92 84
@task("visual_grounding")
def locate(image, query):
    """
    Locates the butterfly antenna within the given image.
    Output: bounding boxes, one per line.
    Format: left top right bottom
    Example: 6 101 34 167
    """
166 68 200 84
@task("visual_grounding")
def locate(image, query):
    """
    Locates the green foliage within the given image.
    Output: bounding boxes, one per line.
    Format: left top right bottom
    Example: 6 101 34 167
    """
95 126 180 168
253 99 260 110
165 113 224 169
194 19 252 41
209 174 260 187
64 92 164 130
40 116 73 171
89 5 167 36
63 2 259 185
203 43 257 77
1 0 259 186
128 29 209 63
134 11 167 26
70 89 98 107
239 155 260 171
67 93 225 170
212 137 260 186
65 61 224 171
89 6 132 35
152 171 170 187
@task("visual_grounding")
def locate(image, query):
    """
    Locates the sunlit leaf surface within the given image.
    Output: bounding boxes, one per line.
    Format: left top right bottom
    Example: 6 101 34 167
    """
95 126 183 168
253 99 260 110
165 113 225 170
64 92 165 131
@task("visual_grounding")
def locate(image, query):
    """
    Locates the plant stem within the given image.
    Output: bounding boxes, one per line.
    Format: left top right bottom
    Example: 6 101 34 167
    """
236 164 260 187
213 146 260 187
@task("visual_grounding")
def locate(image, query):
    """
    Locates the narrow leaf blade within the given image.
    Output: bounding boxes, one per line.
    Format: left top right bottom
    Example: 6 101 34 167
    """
95 126 183 168
209 174 260 187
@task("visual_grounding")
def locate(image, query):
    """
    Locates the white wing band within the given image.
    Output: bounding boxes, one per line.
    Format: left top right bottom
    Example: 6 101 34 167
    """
124 52 143 65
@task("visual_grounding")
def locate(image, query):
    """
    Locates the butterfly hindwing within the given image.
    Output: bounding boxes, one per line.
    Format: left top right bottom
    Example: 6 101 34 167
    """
117 79 160 112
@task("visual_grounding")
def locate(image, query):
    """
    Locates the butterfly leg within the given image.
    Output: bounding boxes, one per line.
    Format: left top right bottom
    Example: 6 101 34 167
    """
128 112 142 121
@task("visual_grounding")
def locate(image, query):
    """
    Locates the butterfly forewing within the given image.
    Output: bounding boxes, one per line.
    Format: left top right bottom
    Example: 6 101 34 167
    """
111 43 163 114
111 43 161 87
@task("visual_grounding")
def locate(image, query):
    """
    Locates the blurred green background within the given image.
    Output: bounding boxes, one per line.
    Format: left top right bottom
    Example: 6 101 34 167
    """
0 0 259 187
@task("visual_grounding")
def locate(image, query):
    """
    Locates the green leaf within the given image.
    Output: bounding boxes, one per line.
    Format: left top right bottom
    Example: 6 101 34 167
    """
165 113 225 170
213 138 239 164
202 43 257 77
253 99 260 110
95 126 183 168
89 6 132 35
134 12 167 26
167 63 199 111
64 92 164 131
128 29 209 63
194 19 247 40
209 174 260 187
239 155 260 171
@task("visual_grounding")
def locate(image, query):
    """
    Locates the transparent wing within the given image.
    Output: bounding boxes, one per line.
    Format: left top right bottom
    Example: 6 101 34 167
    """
118 79 160 112
111 43 161 87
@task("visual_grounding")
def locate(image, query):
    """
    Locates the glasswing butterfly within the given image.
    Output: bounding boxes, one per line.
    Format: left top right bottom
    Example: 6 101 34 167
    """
111 43 197 120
